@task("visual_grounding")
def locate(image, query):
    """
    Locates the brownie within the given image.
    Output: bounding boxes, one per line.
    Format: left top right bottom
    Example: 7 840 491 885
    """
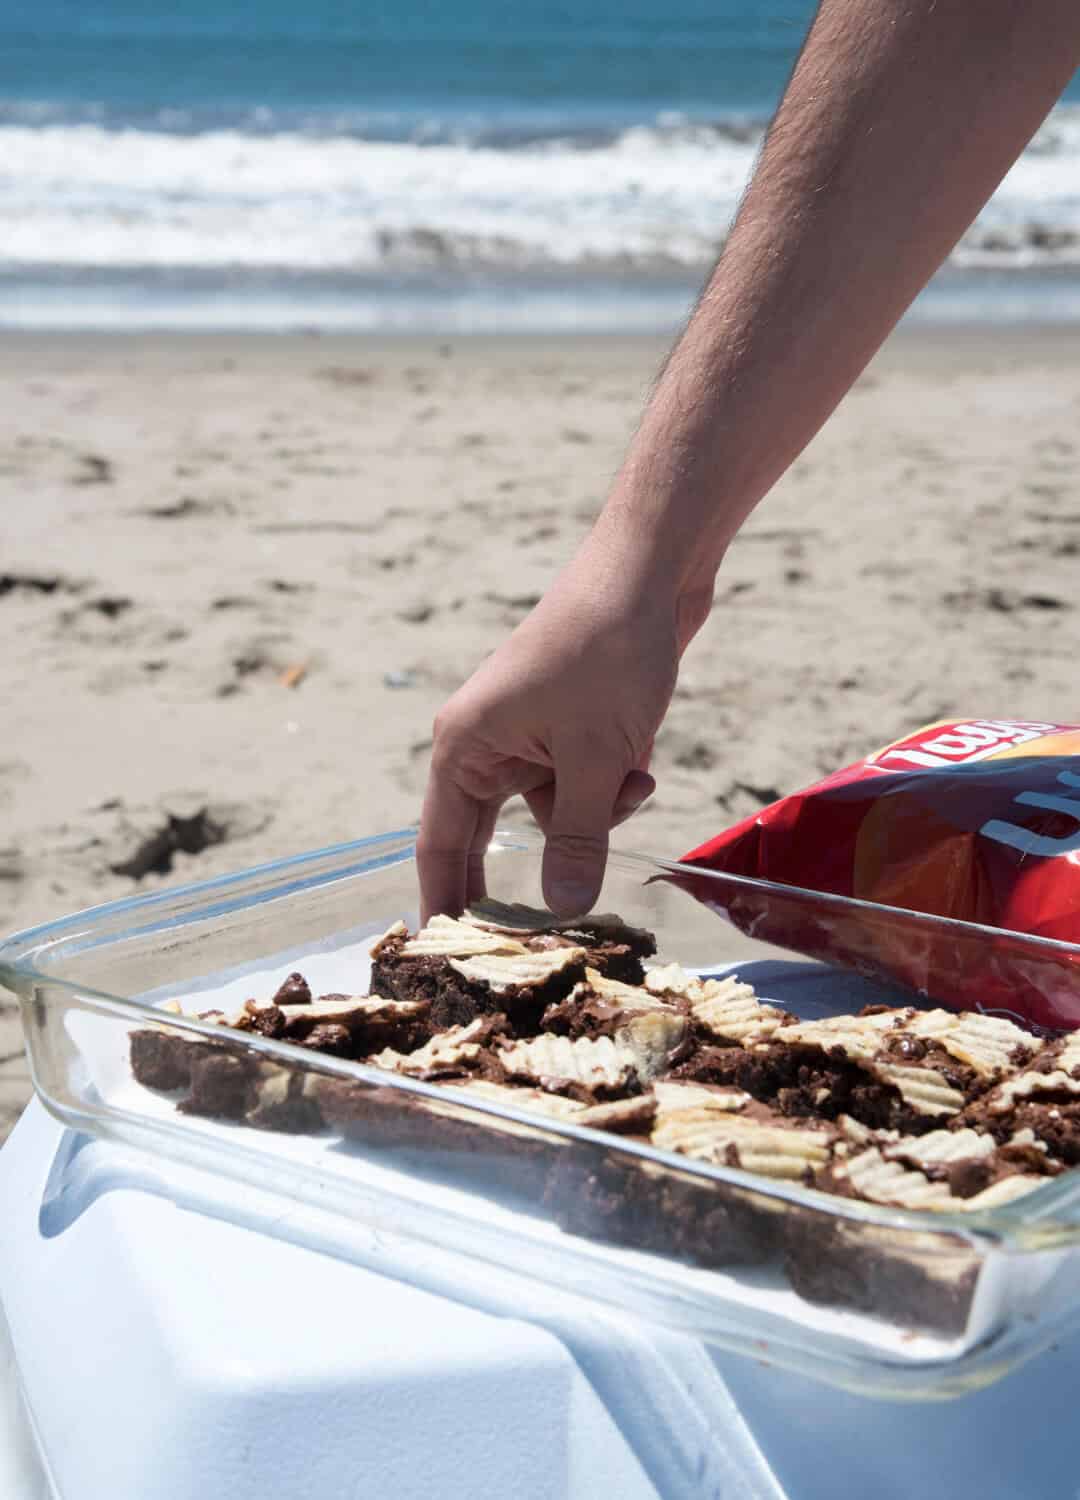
677 1004 1041 1137
369 1014 510 1082
549 1083 824 1273
245 1064 325 1134
371 924 589 1033
130 1022 327 1134
782 1211 980 1337
316 1075 579 1202
999 1102 1080 1165
547 1145 783 1268
497 1005 689 1102
540 968 690 1041
642 962 796 1048
179 1050 260 1121
675 1041 945 1134
127 921 1067 1339
232 993 430 1057
963 1041 1080 1166
130 1026 202 1092
370 907 656 1031
466 899 656 987
819 1120 1048 1211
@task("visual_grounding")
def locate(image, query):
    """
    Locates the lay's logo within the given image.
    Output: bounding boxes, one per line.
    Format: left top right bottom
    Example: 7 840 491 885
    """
871 719 1066 771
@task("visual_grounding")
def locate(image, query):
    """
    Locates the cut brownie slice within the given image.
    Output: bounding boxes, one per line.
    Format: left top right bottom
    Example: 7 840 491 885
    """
541 967 689 1043
499 1033 642 1101
130 1000 234 1095
370 916 587 1032
278 996 429 1054
130 1024 207 1093
368 1015 509 1082
547 1142 788 1268
783 1213 980 1335
466 898 656 985
127 1011 325 1132
966 1032 1080 1166
643 963 794 1046
824 1118 1048 1211
316 1073 589 1200
498 1002 687 1102
176 1048 325 1134
199 992 431 1059
651 1095 835 1187
546 1083 792 1268
679 1006 1040 1134
244 1065 325 1134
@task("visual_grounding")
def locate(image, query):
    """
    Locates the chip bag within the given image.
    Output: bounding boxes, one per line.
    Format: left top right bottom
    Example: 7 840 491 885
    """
677 719 1080 1029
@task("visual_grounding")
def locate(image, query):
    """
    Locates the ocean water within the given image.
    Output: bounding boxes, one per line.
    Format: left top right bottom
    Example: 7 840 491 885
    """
2 0 1079 331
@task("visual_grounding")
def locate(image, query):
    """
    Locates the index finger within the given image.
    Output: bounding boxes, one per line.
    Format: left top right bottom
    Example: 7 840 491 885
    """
417 767 480 922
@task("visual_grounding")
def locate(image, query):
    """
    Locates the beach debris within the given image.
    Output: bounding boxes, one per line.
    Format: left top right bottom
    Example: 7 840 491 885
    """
673 740 717 771
73 453 114 485
86 596 133 620
0 572 79 598
714 780 781 810
137 496 230 519
398 602 434 623
280 663 308 689
943 587 1069 613
384 669 417 690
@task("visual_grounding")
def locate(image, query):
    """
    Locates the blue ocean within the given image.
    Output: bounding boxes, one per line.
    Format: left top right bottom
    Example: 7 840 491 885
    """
2 0 1078 330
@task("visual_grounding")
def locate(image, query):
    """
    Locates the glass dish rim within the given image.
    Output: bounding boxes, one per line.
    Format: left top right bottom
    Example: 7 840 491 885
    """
3 824 1080 1247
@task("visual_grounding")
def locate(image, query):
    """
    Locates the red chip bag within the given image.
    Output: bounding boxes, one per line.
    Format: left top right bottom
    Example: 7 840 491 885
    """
677 719 1080 1029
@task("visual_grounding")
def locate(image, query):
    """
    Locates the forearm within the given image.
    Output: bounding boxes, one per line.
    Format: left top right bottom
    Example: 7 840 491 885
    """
591 0 1080 612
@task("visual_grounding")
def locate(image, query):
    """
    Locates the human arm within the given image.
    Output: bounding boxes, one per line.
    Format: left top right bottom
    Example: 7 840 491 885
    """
418 0 1080 922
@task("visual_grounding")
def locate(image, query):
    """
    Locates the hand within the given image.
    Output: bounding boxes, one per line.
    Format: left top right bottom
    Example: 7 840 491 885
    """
417 533 710 921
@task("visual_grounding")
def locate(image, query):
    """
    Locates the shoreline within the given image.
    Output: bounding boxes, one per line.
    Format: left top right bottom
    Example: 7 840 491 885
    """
5 262 1080 339
2 315 1075 357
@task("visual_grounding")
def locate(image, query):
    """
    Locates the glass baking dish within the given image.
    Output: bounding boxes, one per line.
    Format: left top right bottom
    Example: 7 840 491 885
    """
4 827 1080 1402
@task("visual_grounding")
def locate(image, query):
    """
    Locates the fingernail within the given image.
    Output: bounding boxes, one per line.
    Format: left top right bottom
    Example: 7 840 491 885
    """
549 880 594 917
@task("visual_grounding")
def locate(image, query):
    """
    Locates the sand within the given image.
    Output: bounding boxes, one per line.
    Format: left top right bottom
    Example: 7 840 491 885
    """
1 322 1078 1139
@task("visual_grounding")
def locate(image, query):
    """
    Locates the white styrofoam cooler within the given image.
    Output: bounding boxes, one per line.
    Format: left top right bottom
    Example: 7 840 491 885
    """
4 1090 1080 1500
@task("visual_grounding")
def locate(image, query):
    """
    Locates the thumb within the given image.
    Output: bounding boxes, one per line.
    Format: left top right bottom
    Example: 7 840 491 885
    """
541 756 624 917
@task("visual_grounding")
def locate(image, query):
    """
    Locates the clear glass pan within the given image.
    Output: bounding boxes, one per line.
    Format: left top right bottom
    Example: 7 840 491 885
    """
4 828 1080 1401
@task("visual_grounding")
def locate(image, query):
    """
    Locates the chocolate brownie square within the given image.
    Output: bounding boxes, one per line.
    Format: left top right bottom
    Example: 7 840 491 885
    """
370 916 589 1032
316 1075 584 1201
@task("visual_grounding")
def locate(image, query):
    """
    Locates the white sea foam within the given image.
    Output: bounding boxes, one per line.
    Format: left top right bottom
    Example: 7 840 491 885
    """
0 108 1078 325
1 106 1076 280
0 120 755 274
